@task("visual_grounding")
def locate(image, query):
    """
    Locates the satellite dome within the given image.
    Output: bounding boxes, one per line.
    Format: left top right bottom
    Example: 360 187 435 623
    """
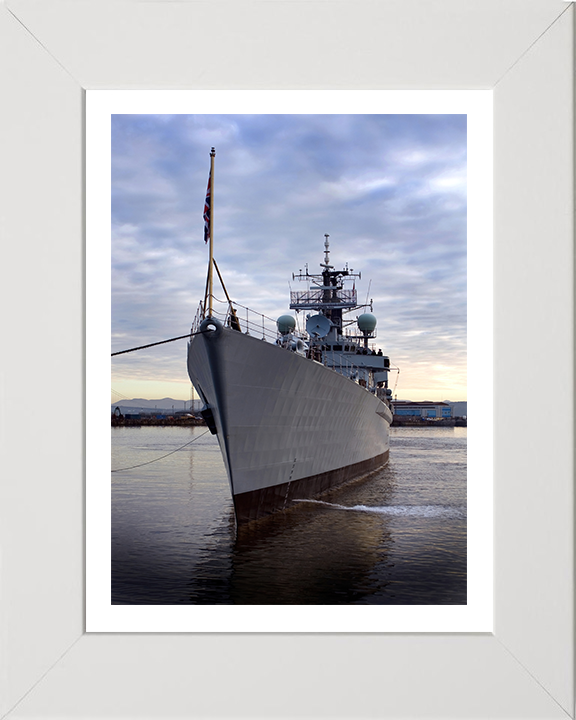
357 313 377 335
277 315 296 335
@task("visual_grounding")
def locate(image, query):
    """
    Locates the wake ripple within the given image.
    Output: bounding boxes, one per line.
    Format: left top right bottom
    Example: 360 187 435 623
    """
293 498 466 519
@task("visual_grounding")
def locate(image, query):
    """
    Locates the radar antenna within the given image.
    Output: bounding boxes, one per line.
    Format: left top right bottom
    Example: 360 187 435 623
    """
322 234 332 269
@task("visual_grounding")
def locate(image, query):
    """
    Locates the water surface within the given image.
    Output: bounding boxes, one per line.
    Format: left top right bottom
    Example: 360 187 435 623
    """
112 425 467 604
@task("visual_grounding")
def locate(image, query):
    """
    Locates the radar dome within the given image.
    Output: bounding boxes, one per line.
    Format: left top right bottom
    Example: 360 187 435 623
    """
277 315 296 335
357 313 377 335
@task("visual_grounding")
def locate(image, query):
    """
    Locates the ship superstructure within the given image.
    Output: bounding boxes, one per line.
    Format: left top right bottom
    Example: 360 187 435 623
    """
281 233 392 408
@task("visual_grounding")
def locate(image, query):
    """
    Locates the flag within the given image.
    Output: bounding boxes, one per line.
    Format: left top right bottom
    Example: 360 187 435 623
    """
203 171 211 243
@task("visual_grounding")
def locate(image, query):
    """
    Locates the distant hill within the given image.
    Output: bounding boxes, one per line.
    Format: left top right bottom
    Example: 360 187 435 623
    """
111 397 187 410
111 397 201 414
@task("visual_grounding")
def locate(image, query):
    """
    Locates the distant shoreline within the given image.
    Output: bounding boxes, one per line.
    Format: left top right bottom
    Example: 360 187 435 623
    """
110 416 465 428
391 417 466 427
111 416 206 427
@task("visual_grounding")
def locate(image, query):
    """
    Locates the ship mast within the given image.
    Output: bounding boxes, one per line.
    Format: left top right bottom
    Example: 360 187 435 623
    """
290 235 361 329
208 147 215 317
321 233 333 307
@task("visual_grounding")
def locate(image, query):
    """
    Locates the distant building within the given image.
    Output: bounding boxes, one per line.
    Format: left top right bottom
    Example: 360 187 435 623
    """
391 400 453 419
445 401 467 418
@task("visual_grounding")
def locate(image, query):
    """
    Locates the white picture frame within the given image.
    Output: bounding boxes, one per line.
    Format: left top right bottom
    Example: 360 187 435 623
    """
88 88 493 635
1 1 573 718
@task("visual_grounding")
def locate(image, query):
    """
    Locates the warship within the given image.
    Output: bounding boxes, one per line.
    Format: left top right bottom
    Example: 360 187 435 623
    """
187 149 393 523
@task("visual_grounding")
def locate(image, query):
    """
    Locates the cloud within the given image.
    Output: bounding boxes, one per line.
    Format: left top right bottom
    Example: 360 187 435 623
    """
111 113 467 400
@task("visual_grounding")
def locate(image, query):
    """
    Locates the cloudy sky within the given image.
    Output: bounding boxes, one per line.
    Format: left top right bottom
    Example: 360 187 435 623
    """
111 113 467 404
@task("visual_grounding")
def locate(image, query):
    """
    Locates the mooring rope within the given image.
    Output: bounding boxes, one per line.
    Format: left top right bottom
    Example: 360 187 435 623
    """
111 429 211 472
111 329 207 357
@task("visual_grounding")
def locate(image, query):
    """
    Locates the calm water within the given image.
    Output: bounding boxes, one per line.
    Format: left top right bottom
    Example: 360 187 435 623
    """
112 426 467 604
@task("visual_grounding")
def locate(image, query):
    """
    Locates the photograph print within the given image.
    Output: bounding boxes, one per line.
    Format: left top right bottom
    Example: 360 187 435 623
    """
111 112 467 606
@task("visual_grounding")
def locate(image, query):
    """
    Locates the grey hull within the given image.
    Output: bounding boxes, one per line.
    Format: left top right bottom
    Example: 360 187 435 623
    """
187 321 392 523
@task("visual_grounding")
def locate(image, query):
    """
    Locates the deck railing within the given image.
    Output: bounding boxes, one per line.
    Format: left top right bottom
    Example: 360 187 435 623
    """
290 288 357 310
323 351 363 381
192 297 389 398
193 295 284 344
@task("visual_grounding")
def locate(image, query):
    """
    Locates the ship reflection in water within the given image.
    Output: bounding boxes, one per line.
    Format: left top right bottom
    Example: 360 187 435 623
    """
229 489 396 605
111 425 467 605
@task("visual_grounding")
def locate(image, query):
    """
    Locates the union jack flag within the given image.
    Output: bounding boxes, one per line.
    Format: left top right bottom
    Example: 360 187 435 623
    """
203 170 211 243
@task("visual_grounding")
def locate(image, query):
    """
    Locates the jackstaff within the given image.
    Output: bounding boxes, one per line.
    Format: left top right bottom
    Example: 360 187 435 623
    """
204 147 216 317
